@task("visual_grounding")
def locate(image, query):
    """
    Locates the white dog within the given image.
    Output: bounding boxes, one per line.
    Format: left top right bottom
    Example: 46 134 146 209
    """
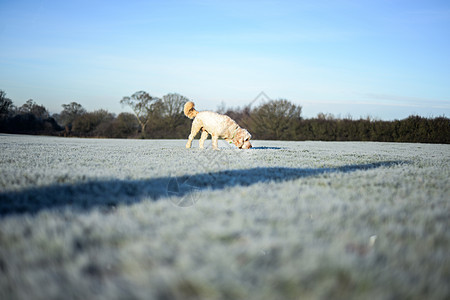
184 101 252 150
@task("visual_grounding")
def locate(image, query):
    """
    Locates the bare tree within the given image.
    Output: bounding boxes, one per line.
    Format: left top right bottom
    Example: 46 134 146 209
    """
160 93 189 129
18 99 49 119
0 90 14 119
120 91 160 135
59 102 87 127
216 101 227 114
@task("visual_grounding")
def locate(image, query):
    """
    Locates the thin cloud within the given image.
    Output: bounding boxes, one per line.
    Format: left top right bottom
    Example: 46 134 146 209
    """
300 97 450 110
405 8 450 23
363 93 450 109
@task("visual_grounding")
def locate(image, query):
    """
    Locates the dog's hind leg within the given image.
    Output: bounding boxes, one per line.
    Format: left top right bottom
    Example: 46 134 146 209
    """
186 119 202 148
199 130 209 149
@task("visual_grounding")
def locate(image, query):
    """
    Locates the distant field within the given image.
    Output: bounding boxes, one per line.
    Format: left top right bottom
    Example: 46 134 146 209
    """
1 134 449 300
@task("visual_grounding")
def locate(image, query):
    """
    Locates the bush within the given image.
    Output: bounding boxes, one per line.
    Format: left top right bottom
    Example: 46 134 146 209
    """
249 99 302 140
72 110 114 136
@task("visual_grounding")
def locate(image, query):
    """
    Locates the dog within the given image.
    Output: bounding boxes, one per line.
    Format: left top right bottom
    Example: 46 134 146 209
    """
184 101 252 150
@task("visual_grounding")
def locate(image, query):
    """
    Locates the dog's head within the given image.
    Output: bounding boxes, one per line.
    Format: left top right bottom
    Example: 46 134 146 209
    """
233 129 252 149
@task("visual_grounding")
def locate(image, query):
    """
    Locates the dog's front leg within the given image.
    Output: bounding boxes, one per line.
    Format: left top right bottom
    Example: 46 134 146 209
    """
211 134 219 150
186 139 192 148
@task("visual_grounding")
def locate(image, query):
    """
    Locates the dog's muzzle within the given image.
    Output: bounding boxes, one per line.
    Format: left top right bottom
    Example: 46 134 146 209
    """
242 141 252 149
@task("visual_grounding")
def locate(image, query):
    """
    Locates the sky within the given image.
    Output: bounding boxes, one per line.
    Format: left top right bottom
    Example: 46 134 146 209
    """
1 0 449 120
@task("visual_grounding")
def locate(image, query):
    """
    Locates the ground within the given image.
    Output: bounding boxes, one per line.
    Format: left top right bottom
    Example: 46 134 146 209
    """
0 134 449 299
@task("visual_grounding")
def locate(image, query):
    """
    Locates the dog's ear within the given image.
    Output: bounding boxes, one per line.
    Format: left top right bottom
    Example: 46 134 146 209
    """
241 130 251 142
246 131 252 140
239 130 252 149
233 129 245 148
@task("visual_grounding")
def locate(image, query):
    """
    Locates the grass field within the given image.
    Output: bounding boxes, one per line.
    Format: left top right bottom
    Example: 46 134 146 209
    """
1 134 449 299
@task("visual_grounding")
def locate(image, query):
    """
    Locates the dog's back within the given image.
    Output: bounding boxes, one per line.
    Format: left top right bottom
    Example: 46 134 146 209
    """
195 111 236 134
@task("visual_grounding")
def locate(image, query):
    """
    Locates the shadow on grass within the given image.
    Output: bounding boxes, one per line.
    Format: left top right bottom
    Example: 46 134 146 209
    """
250 146 285 150
0 161 405 216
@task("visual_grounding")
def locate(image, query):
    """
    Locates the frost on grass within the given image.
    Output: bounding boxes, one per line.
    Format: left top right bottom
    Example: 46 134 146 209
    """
0 134 449 300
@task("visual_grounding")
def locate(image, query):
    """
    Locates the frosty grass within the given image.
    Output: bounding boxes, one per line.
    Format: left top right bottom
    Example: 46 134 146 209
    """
0 134 449 299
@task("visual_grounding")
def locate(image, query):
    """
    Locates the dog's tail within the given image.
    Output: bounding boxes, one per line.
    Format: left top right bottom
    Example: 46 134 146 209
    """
184 101 199 119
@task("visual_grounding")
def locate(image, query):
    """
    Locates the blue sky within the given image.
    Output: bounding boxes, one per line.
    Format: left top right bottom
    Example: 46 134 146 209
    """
1 0 449 120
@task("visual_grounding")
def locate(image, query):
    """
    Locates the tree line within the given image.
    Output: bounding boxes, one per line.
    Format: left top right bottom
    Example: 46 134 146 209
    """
1 89 449 143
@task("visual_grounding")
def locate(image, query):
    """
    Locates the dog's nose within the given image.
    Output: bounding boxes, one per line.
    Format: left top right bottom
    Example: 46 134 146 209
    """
243 143 252 149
